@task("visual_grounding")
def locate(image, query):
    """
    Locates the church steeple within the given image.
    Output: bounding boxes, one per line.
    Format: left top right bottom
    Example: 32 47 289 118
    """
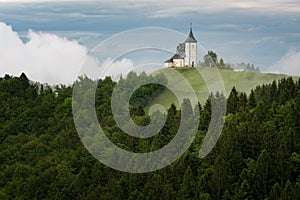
184 23 197 67
185 23 197 43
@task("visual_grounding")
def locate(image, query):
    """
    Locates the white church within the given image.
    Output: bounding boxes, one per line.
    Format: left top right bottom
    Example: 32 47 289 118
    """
164 24 198 67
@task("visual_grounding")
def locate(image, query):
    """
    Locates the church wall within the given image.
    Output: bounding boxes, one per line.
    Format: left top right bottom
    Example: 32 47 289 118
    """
185 42 197 67
173 58 184 67
164 62 174 68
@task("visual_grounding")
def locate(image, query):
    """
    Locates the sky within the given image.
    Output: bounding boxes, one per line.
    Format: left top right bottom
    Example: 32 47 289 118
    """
0 0 300 84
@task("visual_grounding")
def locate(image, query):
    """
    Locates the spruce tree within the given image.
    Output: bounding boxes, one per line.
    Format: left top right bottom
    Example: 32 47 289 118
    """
227 87 239 114
269 182 281 200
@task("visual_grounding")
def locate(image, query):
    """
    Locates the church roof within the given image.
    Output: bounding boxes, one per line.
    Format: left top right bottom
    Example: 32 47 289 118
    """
185 27 197 43
164 53 184 63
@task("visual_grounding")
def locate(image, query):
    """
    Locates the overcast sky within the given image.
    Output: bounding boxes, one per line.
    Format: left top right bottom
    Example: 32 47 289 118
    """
0 0 300 84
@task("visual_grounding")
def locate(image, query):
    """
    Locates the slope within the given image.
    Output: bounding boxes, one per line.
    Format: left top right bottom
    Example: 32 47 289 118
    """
148 67 298 109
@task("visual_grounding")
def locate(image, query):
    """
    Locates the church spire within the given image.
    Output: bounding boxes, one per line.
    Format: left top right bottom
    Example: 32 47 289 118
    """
185 23 197 43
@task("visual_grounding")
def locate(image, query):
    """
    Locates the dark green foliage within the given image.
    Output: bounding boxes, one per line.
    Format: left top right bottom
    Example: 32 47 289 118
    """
179 166 196 199
0 73 300 199
227 87 239 114
204 50 218 67
281 180 297 200
176 43 185 56
248 89 257 109
125 71 167 107
269 182 281 200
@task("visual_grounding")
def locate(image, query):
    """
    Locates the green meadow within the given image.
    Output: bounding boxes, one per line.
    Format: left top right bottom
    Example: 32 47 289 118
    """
148 67 297 109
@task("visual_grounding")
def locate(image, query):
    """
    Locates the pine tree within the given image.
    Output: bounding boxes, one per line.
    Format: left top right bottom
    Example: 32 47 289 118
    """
227 87 239 114
235 179 251 199
19 72 30 89
179 166 196 199
269 182 281 200
199 97 211 131
281 180 296 200
222 190 231 200
143 174 166 200
212 155 228 200
239 92 248 111
270 80 278 102
254 149 272 199
248 89 256 109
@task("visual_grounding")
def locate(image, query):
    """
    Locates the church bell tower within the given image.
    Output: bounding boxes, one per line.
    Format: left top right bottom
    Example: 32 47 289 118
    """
184 23 197 67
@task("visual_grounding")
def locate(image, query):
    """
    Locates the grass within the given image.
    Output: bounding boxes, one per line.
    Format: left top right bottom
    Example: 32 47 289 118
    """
147 67 298 110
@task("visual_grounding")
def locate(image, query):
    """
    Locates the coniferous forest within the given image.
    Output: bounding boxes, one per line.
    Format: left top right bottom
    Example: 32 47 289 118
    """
0 72 300 199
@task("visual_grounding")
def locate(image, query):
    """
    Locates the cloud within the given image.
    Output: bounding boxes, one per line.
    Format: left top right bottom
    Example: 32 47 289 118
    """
0 22 89 84
79 56 135 81
0 0 299 17
268 50 300 76
99 57 134 80
133 0 300 17
0 22 137 84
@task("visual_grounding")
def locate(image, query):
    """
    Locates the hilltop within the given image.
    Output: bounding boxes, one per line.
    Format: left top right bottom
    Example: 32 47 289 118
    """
148 67 298 109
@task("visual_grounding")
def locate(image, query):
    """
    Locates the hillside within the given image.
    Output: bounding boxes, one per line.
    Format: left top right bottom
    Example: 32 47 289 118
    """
1 73 300 199
148 67 298 109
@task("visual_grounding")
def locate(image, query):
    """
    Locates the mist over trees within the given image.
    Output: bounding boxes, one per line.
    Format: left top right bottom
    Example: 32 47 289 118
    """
202 50 260 72
0 72 299 199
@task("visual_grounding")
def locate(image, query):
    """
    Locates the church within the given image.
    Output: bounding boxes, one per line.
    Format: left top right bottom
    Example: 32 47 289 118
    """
164 24 198 67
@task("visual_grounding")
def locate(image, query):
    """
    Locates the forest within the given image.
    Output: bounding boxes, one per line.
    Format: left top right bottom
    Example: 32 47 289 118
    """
0 72 300 199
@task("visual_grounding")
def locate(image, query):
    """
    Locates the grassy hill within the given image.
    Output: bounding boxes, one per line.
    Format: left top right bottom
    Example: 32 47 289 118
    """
147 67 298 110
